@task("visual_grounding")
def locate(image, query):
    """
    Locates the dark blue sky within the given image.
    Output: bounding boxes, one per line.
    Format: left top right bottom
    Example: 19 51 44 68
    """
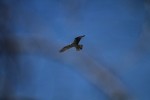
0 0 150 100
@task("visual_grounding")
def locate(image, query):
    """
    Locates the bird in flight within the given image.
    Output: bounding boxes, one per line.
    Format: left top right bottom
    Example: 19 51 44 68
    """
59 35 85 53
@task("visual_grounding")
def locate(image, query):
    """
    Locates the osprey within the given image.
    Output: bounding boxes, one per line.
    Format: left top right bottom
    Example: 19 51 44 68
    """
59 35 85 53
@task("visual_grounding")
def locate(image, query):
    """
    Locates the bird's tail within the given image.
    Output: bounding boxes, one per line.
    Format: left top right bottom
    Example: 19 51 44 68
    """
75 45 83 51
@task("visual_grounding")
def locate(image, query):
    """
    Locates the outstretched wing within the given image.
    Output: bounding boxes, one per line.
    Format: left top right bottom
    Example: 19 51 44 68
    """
73 35 85 45
59 44 74 52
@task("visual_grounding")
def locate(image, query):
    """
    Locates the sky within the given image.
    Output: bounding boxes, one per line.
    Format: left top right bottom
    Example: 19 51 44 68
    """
0 0 150 100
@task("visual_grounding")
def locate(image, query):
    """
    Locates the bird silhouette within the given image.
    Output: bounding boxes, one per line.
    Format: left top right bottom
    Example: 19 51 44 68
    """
59 35 85 53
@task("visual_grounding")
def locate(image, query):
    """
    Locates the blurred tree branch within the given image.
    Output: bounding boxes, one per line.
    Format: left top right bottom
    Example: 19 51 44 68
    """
4 36 130 100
